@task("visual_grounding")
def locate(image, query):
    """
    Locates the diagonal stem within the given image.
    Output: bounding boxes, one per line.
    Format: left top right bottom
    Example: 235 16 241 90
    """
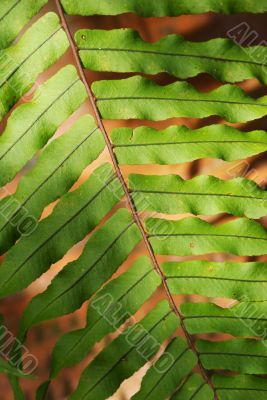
55 1 218 398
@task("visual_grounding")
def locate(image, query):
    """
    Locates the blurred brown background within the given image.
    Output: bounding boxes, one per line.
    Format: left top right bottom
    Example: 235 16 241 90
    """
0 1 267 399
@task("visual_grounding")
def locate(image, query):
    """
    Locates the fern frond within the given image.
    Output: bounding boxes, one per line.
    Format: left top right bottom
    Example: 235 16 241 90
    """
0 115 104 254
61 0 267 16
0 0 48 48
0 65 86 187
18 209 143 338
182 301 267 336
0 163 123 298
129 174 267 218
70 301 179 400
163 260 267 300
147 217 267 256
172 373 213 399
48 256 160 379
197 338 267 374
0 12 68 120
131 337 197 400
1 1 267 399
213 374 267 400
92 76 267 122
76 29 267 83
111 124 267 164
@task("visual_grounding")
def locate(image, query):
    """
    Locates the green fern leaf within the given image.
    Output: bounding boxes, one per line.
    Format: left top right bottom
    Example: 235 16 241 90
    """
61 0 267 16
213 374 267 400
1 1 267 399
18 209 143 337
48 256 160 379
0 0 48 48
92 76 267 122
197 338 267 374
129 174 267 218
0 163 123 298
147 217 267 256
163 260 267 300
182 301 267 337
0 115 104 254
0 65 86 187
172 374 213 400
111 124 267 164
76 29 267 83
132 337 197 400
0 12 69 120
70 300 179 400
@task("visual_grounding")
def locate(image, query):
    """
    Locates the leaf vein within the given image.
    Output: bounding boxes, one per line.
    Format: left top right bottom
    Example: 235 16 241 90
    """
97 97 267 108
79 47 267 68
0 0 21 22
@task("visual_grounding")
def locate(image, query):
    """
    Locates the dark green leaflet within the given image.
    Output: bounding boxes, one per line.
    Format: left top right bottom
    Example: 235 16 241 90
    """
182 301 267 337
42 256 160 390
18 209 143 338
197 339 267 374
129 174 267 218
0 12 69 120
0 114 104 254
171 374 213 400
132 337 196 400
70 301 179 400
0 163 123 298
0 65 87 187
213 374 267 400
111 124 267 164
147 218 267 257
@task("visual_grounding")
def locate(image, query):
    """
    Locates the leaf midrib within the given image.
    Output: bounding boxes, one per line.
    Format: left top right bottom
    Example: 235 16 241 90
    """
114 140 267 147
166 276 267 283
184 315 267 321
216 387 267 392
79 46 267 68
150 233 267 241
132 189 266 201
200 352 267 359
55 3 219 397
0 0 21 22
97 97 267 108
